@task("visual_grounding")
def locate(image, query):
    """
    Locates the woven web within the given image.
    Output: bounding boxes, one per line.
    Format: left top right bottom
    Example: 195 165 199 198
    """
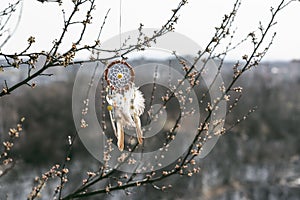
106 62 133 90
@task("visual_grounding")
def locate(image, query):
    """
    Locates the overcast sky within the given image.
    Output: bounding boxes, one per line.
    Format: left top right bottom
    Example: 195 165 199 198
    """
2 0 300 61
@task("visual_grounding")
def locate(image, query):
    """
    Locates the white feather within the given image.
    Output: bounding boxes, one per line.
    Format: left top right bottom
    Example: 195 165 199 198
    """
106 85 145 150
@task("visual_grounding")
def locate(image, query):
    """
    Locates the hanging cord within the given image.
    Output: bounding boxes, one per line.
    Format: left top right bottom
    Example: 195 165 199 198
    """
119 0 122 60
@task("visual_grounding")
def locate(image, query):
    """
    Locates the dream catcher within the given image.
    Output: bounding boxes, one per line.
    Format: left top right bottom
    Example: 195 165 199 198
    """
104 60 145 151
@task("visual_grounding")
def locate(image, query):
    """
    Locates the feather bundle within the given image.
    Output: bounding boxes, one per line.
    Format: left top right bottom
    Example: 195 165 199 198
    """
106 85 145 151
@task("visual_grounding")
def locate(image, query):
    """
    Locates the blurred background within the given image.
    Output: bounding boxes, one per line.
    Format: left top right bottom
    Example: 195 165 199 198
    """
0 58 299 199
0 0 300 199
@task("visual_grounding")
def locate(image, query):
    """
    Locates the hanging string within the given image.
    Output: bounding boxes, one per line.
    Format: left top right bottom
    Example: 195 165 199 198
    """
119 0 122 60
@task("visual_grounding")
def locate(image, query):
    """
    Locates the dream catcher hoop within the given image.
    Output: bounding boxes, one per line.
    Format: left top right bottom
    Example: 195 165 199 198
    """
104 60 135 91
